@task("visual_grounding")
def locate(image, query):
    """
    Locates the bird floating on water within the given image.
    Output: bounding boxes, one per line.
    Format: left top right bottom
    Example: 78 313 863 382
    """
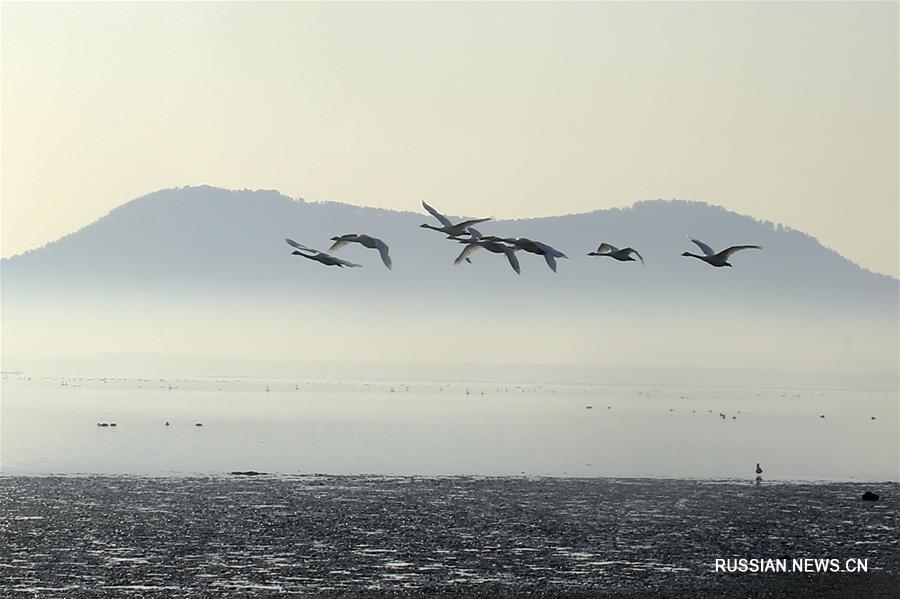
756 463 763 475
286 238 362 268
328 234 392 269
682 238 761 268
420 201 491 237
588 243 644 264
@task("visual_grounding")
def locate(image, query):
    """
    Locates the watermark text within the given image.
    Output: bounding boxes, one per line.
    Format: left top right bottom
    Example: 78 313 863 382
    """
714 558 868 573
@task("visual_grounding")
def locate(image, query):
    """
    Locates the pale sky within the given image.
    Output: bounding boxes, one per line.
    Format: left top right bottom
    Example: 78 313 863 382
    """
1 1 897 276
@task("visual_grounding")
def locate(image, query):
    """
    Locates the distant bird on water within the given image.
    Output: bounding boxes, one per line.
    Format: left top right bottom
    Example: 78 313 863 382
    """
420 201 491 237
328 234 392 269
285 239 362 268
588 243 644 264
454 228 521 274
682 238 761 268
756 463 763 475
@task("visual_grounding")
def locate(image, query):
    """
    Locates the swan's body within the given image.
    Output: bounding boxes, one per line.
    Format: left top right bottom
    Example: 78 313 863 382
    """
420 201 491 237
454 228 521 274
682 238 761 267
588 243 644 264
328 234 392 269
499 237 568 272
285 238 362 268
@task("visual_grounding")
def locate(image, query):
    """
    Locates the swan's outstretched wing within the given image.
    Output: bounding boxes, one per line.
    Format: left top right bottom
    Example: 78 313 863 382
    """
373 238 392 270
504 248 521 275
286 238 318 253
466 227 483 240
537 241 566 259
690 238 715 256
456 217 492 230
327 237 354 252
624 248 645 264
421 201 452 227
333 256 363 268
596 243 618 254
542 253 558 273
454 243 482 265
719 245 762 260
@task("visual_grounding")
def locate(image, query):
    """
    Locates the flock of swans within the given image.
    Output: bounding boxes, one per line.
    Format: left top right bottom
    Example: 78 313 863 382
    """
285 201 762 273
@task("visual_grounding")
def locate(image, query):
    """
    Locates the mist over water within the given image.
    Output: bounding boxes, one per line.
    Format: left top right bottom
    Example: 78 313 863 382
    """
2 376 896 480
3 188 897 391
2 188 898 483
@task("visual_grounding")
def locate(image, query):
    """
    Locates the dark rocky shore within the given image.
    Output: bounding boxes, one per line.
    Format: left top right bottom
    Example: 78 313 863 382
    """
0 476 897 597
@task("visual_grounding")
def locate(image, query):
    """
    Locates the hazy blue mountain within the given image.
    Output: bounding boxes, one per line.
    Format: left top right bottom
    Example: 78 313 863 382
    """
2 186 896 385
2 185 895 308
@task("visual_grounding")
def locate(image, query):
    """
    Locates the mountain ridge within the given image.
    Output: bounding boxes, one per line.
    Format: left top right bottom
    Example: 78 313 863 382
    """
2 186 896 315
3 185 894 283
2 185 895 386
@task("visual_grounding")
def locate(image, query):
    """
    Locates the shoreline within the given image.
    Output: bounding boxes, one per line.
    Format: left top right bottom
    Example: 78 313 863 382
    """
1 472 896 485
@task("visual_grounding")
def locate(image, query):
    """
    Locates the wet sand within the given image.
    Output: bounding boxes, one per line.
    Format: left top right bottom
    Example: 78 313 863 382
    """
0 476 897 597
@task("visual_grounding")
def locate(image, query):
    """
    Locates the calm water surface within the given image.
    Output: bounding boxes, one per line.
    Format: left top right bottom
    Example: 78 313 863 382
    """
1 376 896 480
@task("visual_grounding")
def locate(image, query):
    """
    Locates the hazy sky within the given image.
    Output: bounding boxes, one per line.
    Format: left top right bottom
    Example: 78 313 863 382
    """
2 2 897 276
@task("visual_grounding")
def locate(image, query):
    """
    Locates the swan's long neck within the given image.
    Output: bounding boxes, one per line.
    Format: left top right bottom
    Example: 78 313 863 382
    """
684 252 705 260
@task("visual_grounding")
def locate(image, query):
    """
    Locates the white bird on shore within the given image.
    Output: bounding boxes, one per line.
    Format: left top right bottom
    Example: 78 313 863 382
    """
285 239 362 268
328 234 392 269
454 228 521 274
588 243 644 264
682 238 761 268
420 201 491 237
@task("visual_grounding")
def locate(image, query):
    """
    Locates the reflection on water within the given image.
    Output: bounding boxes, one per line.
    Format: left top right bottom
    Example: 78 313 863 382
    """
1 375 897 479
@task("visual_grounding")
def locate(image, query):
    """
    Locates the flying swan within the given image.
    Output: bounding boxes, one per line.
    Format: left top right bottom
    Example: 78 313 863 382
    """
588 243 644 264
682 238 761 267
328 234 392 269
285 238 362 268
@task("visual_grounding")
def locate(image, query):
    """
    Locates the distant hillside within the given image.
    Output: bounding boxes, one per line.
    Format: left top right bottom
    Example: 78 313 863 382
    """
1 185 896 309
2 186 896 385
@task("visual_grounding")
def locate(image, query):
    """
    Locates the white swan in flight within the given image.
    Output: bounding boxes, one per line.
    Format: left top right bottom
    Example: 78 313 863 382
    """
454 228 521 274
499 237 568 272
587 243 644 264
682 238 762 267
285 238 362 268
328 234 392 269
420 201 491 237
